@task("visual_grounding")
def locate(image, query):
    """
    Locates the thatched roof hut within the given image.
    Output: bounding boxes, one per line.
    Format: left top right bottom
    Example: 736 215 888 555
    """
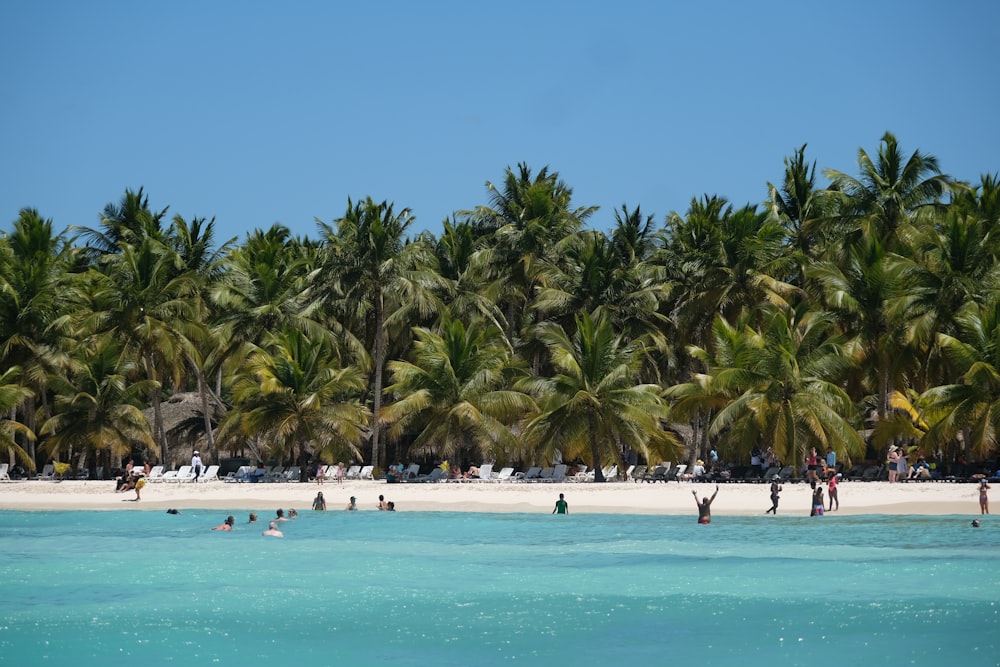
142 392 226 466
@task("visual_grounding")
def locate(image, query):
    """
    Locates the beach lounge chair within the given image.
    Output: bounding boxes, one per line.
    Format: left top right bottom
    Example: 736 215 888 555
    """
493 467 515 483
344 465 361 480
624 464 635 481
471 463 494 481
861 465 882 481
402 463 420 480
146 465 165 482
762 466 781 482
536 467 554 482
359 465 374 480
160 469 178 482
263 466 285 482
515 466 542 482
169 465 195 483
198 465 220 482
630 465 646 482
667 464 687 482
35 464 55 481
642 465 668 482
0 463 9 481
415 467 447 483
549 464 568 482
284 466 302 482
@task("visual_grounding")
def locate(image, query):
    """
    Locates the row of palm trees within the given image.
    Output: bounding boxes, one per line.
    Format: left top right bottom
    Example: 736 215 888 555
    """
2 132 998 482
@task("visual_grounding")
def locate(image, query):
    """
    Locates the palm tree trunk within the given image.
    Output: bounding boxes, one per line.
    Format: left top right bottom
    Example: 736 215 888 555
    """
371 286 386 469
145 352 167 466
191 359 216 462
590 414 605 482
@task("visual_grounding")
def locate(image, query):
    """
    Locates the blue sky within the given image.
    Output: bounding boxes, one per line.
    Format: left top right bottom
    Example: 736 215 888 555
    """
2 1 998 245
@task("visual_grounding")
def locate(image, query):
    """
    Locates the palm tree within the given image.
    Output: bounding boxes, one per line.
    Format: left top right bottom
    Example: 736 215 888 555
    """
39 338 156 472
466 163 596 346
317 197 443 468
0 366 36 471
824 131 952 250
170 213 236 462
670 306 866 472
379 317 535 466
517 313 681 481
81 237 200 464
219 329 370 478
921 297 1000 459
0 208 74 465
808 237 915 422
533 205 671 347
767 144 838 286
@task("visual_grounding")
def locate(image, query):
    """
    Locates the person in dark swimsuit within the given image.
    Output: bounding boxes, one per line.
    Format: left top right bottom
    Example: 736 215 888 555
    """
810 483 824 516
766 478 782 514
692 486 719 524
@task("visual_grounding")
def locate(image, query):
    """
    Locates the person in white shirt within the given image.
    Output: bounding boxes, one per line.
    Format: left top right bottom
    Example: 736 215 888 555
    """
191 450 203 481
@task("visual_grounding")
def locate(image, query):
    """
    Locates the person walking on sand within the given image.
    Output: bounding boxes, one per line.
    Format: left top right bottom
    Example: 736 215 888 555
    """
191 450 203 482
827 473 839 511
553 493 569 514
692 485 719 524
313 491 326 510
979 480 990 514
124 473 146 502
765 478 782 514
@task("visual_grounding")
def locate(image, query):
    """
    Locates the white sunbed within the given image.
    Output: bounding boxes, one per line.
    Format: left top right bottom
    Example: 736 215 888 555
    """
198 464 220 482
345 465 362 480
147 465 166 482
168 465 194 483
548 464 568 482
358 465 374 480
0 463 9 481
35 464 55 481
493 467 515 483
516 466 542 482
469 463 494 482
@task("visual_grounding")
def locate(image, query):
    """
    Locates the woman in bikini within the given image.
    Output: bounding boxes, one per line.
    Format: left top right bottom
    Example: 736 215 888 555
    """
979 480 990 514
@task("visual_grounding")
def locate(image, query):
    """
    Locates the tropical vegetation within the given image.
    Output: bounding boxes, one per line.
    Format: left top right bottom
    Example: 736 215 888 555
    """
2 134 999 479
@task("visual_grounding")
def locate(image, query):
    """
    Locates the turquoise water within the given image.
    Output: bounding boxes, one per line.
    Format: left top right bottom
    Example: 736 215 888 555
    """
0 510 997 666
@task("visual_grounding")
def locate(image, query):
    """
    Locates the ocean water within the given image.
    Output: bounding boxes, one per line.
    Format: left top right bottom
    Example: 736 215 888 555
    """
0 510 997 667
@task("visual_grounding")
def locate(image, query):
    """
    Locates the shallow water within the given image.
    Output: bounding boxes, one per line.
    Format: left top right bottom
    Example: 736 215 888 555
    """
0 510 997 666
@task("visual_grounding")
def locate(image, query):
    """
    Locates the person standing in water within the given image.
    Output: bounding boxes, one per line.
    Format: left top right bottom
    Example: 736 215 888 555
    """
765 478 782 514
313 491 326 510
552 493 568 514
810 483 824 516
692 486 719 524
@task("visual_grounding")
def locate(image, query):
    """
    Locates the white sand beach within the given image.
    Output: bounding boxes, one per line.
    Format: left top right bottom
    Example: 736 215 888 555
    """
0 477 985 516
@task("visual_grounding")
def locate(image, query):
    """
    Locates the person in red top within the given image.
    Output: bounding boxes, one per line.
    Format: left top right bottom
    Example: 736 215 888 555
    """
806 447 819 483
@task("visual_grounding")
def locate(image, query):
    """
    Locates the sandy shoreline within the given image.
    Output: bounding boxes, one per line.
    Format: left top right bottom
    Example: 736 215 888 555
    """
0 477 986 516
